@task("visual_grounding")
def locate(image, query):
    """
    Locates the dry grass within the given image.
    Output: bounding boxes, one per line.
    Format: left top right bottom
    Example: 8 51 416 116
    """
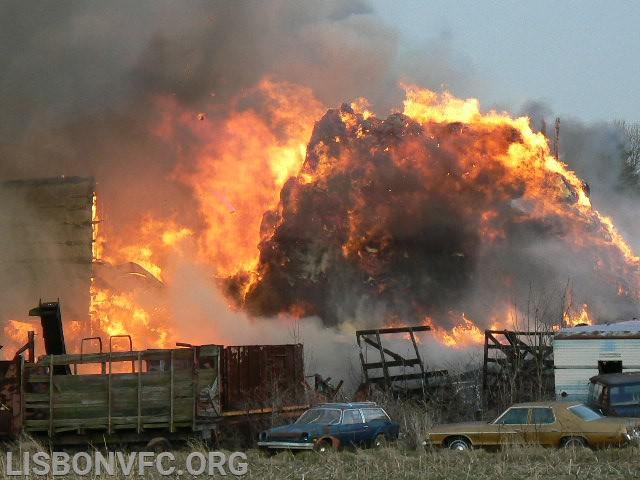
3 436 640 479
244 446 640 480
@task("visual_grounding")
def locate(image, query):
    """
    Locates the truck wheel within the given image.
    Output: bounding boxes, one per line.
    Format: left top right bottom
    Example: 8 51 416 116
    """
146 437 172 453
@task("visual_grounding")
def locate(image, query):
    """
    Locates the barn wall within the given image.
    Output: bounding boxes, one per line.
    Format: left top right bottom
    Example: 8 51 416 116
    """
0 177 94 355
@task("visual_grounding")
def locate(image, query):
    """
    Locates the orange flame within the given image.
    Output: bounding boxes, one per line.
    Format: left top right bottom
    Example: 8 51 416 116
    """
75 82 637 353
563 303 593 328
424 313 486 349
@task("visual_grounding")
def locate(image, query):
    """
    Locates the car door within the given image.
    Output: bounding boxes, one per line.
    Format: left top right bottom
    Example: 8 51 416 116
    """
339 409 368 446
525 407 560 446
489 407 529 446
362 407 395 440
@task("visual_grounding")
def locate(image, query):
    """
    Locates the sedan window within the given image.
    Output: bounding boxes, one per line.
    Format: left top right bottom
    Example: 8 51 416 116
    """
342 409 364 425
495 407 529 425
531 407 555 424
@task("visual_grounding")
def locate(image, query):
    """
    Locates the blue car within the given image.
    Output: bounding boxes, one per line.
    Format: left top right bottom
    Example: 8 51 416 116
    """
258 402 400 452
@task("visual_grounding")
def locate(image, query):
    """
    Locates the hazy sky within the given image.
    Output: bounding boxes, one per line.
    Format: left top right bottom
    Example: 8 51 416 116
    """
372 0 640 122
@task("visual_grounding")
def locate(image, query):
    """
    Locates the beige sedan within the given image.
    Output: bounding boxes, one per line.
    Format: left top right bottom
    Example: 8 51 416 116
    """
425 401 640 450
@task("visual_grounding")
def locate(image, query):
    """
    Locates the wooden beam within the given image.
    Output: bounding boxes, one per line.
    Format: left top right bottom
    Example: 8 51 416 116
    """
359 336 407 363
356 325 431 336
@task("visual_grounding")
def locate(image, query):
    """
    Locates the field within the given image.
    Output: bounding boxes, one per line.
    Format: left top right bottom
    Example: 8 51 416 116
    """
3 438 640 479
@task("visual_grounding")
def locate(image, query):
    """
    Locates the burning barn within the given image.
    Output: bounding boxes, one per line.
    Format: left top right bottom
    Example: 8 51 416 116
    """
0 177 95 352
1 87 639 414
554 321 640 401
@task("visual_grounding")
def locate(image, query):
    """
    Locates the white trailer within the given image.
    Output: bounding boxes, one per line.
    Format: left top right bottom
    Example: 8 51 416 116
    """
554 321 640 401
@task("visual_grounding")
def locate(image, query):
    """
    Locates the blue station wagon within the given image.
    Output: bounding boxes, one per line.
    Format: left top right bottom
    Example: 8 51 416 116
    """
258 402 400 452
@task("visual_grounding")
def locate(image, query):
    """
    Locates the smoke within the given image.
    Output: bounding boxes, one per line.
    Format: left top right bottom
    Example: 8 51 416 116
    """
0 0 404 355
1 1 639 377
521 101 640 251
0 1 401 233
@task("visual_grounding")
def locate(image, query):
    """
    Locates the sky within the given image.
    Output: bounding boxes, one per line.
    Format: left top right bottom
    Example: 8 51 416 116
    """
372 0 640 122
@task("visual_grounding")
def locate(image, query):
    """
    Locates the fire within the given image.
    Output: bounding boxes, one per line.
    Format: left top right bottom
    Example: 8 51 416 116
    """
2 320 40 356
90 285 169 350
236 83 639 333
563 303 593 327
424 313 486 349
100 217 193 283
91 192 104 261
171 78 324 277
87 216 196 351
41 80 637 355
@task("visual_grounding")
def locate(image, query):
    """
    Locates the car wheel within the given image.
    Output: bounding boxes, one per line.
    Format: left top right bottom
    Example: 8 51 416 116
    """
315 440 334 453
447 437 472 451
373 433 387 448
562 437 587 448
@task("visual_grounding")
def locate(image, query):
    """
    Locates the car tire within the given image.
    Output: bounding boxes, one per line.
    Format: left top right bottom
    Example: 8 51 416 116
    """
314 440 334 453
561 436 587 448
373 433 387 448
447 437 472 451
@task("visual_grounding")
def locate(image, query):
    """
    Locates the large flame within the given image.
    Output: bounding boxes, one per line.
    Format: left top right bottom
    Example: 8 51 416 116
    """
231 84 639 339
33 81 638 355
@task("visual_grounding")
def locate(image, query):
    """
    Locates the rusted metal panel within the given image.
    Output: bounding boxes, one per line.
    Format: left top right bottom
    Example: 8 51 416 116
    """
222 344 305 411
0 357 22 438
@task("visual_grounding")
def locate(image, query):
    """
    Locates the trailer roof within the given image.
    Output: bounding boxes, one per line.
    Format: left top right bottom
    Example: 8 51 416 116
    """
555 320 640 339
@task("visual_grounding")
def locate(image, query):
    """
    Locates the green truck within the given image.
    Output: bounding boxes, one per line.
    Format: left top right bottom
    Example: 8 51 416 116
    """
0 302 306 446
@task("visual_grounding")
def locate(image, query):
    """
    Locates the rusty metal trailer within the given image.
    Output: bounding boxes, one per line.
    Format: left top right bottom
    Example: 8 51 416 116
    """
0 302 307 446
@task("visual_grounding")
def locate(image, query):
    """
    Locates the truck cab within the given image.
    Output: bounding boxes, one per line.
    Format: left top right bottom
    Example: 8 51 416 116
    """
587 372 640 417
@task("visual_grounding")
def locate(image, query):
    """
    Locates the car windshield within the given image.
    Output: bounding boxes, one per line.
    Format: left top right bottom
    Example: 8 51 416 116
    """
295 408 341 425
568 404 603 421
610 384 640 406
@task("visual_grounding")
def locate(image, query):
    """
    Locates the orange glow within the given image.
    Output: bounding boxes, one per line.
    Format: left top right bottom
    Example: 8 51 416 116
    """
563 303 593 327
2 320 40 355
423 313 485 349
173 79 324 277
74 82 638 353
90 285 169 350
